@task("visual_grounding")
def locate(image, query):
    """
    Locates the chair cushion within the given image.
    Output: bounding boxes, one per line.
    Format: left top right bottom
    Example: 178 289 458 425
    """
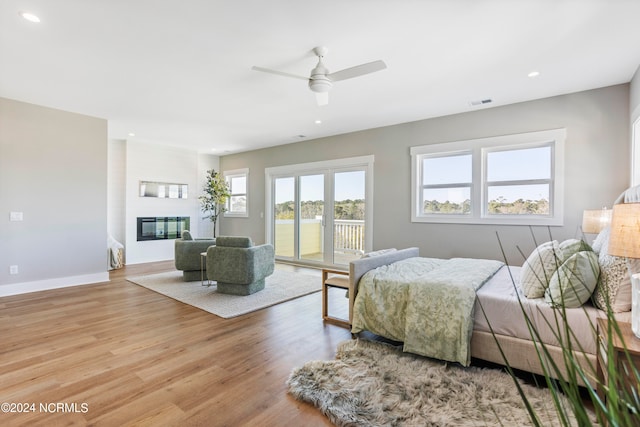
216 236 253 248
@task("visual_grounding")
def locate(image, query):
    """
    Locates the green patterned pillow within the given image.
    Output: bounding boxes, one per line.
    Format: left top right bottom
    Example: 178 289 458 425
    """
520 240 562 298
545 251 599 308
558 239 592 263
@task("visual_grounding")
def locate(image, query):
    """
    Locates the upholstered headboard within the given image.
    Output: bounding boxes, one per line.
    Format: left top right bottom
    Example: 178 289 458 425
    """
349 247 420 294
613 184 640 204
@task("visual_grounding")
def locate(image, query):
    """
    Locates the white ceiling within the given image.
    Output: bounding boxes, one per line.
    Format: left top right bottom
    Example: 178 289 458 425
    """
2 0 640 154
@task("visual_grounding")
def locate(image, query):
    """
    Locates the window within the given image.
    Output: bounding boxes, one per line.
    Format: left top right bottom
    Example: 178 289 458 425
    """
224 168 248 217
411 129 565 225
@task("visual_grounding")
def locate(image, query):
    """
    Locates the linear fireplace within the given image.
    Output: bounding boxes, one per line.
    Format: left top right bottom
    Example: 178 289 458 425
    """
137 217 190 241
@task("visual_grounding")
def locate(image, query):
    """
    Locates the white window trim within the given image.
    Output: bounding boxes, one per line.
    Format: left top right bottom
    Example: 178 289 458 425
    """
224 168 249 218
632 115 640 187
411 129 565 226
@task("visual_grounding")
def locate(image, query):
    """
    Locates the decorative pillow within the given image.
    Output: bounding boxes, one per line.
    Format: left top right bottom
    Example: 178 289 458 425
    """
591 226 640 312
545 251 599 308
520 240 563 298
558 239 592 263
181 230 194 240
590 226 609 255
361 248 397 258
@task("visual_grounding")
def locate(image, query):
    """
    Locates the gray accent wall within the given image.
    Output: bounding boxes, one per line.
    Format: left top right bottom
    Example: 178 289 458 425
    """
219 84 630 266
0 97 108 291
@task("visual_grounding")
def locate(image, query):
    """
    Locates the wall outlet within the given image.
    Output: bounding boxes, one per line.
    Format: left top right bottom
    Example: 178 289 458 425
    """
9 265 18 275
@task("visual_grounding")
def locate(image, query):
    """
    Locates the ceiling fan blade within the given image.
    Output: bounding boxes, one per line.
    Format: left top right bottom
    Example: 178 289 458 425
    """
315 92 329 106
251 66 309 81
328 60 387 82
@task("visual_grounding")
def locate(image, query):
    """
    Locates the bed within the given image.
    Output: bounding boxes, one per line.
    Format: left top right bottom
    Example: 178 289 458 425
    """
347 195 637 387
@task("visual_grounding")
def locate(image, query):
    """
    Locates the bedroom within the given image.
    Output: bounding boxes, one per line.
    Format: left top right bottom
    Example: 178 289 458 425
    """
2 1 640 425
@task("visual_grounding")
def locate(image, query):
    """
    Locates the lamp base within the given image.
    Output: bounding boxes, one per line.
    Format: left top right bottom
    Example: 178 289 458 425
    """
633 274 640 339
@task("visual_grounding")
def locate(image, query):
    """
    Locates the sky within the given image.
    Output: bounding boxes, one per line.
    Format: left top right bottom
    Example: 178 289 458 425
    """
275 170 365 203
423 146 551 202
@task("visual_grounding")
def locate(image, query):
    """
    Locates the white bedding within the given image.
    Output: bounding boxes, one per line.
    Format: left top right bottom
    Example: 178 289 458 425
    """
474 265 615 355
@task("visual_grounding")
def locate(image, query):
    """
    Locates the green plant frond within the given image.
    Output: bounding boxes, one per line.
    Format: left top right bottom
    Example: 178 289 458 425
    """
199 169 230 236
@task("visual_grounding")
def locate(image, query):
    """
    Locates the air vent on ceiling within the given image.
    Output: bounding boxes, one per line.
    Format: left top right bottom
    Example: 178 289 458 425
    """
470 98 493 106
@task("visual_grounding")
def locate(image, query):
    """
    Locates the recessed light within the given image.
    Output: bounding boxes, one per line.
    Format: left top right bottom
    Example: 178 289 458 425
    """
19 11 40 23
528 71 540 78
315 120 322 125
128 132 135 137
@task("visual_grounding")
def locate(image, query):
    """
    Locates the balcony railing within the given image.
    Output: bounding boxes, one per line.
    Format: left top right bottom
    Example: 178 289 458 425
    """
274 219 365 258
333 220 365 254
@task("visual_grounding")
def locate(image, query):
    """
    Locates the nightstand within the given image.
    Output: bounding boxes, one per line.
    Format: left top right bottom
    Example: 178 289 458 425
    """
321 268 353 328
596 318 640 403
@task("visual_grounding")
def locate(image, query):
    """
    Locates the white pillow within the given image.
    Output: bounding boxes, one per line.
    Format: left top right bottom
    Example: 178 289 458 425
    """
591 226 610 255
520 240 563 298
592 226 639 312
545 251 599 308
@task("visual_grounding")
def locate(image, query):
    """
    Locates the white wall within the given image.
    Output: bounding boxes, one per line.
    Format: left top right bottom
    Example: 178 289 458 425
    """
121 141 218 264
0 97 109 295
631 65 640 123
630 65 640 186
220 84 630 266
107 139 126 247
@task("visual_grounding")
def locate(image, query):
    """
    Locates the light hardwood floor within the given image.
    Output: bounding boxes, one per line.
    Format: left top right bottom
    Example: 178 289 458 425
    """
0 262 353 426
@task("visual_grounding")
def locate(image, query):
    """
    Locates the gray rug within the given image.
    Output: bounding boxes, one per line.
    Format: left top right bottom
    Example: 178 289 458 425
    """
127 269 320 318
288 339 587 427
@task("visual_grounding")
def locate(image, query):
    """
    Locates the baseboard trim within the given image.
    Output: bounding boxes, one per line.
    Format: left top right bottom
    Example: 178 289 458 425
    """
0 272 110 297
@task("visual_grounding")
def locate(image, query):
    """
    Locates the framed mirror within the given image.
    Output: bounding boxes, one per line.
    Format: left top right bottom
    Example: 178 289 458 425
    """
139 181 188 199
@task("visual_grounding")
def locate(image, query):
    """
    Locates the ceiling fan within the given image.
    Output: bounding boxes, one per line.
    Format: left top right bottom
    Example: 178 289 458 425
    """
252 46 387 106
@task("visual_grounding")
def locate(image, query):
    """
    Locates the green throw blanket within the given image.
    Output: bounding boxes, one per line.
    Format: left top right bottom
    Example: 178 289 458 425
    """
351 257 504 366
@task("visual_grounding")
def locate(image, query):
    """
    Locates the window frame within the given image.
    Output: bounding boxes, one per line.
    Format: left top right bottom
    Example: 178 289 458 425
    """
224 168 249 218
411 129 565 226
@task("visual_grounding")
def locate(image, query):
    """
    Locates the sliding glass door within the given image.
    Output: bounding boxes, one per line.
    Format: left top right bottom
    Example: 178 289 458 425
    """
333 170 366 264
300 174 325 262
267 156 373 267
273 177 295 258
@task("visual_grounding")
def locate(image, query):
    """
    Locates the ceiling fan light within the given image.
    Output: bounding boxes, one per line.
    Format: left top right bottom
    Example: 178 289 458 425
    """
309 77 332 93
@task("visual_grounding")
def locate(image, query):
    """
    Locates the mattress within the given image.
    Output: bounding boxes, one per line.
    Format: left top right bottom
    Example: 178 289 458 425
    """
473 265 604 355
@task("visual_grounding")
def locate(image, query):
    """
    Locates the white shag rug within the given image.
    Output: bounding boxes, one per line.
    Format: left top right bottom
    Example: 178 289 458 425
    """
288 339 588 427
127 269 320 318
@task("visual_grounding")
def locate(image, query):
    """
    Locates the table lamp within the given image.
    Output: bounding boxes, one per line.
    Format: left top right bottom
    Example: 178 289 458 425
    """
608 203 640 338
582 208 612 234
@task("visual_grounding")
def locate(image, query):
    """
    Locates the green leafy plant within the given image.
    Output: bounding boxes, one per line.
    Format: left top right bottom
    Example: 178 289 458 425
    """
199 169 230 237
485 229 640 426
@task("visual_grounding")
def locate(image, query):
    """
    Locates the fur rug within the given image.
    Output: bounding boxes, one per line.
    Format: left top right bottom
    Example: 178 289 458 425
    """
287 339 584 426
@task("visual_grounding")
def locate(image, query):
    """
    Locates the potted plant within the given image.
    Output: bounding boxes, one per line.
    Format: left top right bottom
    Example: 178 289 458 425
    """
199 169 230 237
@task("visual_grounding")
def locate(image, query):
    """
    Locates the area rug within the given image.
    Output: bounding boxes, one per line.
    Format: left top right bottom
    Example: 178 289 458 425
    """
127 269 320 318
287 339 588 427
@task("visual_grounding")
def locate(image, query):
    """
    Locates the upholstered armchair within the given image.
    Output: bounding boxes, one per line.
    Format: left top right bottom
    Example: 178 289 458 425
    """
174 231 216 281
206 236 275 295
